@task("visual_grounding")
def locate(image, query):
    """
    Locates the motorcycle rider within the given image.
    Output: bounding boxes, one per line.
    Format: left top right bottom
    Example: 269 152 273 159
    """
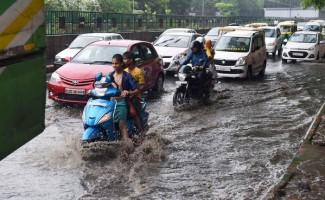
123 51 145 134
180 40 211 87
109 54 138 147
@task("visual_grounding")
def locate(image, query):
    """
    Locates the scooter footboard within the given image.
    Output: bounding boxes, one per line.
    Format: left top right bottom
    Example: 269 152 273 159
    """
82 127 101 141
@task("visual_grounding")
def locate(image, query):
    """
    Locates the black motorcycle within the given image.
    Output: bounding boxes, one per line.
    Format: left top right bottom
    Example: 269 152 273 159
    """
173 64 214 108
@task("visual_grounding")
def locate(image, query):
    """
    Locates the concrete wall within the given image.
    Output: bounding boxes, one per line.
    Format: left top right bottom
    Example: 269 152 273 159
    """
46 29 209 64
264 8 319 18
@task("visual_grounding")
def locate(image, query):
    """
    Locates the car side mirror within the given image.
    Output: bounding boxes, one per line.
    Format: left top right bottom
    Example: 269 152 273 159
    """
320 40 325 44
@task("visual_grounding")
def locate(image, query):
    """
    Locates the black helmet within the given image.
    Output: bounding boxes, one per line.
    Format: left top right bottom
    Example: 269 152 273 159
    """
190 40 202 50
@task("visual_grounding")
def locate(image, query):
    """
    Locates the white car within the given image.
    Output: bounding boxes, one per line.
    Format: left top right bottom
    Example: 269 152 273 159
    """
54 33 123 67
214 30 267 79
261 26 282 57
154 32 202 72
282 31 325 63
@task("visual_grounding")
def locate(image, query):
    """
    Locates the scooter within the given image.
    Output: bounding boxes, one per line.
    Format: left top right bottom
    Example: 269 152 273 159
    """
173 64 214 108
81 73 149 144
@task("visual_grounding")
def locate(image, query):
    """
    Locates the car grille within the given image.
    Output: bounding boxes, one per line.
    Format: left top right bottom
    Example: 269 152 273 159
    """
217 69 244 74
214 59 237 66
163 62 170 69
58 94 89 101
288 51 308 58
61 77 94 86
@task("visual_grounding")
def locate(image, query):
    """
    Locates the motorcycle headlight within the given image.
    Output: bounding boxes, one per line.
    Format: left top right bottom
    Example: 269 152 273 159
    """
236 57 246 66
98 113 111 124
178 73 186 81
50 72 61 82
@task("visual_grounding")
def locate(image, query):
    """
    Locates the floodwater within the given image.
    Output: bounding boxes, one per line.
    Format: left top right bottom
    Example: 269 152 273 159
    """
0 58 325 200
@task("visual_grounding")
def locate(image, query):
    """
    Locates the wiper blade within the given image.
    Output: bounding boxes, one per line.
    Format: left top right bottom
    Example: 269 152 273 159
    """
164 38 181 47
155 38 175 46
84 61 112 64
69 46 83 49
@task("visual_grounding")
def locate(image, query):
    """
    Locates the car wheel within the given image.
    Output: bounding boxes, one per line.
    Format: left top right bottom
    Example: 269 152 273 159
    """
272 50 276 57
316 52 320 60
278 48 282 56
258 61 266 78
246 66 253 80
282 59 287 64
153 74 164 96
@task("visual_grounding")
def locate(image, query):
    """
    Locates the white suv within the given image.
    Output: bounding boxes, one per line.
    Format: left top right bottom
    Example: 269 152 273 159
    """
214 30 267 79
282 31 325 63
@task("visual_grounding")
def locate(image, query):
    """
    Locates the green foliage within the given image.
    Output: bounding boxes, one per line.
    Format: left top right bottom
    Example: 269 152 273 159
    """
169 0 192 15
97 0 132 13
302 0 325 10
215 2 235 16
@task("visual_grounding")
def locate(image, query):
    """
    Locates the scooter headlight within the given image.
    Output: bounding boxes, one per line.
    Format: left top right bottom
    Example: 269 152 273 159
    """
178 73 186 81
98 113 111 124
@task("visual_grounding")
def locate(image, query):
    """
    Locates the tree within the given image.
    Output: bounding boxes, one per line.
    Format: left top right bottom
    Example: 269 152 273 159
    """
97 0 132 13
215 2 236 16
169 0 192 15
135 0 169 14
302 0 325 10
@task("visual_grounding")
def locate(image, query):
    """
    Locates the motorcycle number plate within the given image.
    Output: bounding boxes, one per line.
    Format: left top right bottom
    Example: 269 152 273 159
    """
216 65 231 72
65 88 85 95
176 81 187 85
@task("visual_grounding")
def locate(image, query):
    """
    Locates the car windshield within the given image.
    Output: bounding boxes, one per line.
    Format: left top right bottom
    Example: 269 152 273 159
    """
289 33 317 43
280 26 292 33
207 28 220 36
215 36 251 52
304 25 321 32
264 29 276 37
72 45 127 64
69 36 103 49
154 35 191 48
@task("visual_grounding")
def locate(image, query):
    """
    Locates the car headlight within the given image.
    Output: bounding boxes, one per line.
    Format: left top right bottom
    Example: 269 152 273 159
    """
283 46 288 50
178 73 186 81
236 57 246 66
307 47 315 51
50 72 61 82
98 113 111 124
173 52 186 61
267 42 275 46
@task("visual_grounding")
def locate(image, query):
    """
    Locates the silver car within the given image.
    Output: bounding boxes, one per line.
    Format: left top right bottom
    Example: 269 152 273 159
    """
54 33 124 67
154 32 202 72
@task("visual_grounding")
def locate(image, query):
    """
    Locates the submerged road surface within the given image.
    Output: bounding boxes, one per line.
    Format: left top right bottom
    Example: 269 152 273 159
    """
0 58 324 200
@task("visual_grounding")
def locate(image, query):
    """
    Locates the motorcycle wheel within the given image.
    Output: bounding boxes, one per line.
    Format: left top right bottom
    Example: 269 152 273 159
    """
173 88 186 107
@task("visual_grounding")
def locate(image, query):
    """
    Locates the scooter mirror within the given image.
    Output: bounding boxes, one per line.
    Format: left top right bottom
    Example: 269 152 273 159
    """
95 72 103 81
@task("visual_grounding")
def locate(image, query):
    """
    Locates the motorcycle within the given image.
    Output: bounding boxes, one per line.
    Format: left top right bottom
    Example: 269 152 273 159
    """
173 64 214 108
81 73 149 157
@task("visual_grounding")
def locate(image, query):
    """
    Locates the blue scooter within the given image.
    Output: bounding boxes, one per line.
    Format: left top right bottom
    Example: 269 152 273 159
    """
81 73 149 144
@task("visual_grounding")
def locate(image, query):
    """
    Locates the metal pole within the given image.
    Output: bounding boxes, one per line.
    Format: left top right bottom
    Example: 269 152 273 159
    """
202 0 205 16
289 0 292 18
133 0 135 14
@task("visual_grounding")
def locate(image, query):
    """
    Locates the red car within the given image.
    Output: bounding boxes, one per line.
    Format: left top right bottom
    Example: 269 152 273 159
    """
48 40 164 104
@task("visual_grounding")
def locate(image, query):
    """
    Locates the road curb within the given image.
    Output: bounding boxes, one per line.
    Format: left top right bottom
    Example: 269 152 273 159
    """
265 102 325 200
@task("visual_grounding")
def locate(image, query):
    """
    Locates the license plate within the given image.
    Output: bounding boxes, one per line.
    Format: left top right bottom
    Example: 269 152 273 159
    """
292 52 303 56
176 81 187 85
216 65 231 72
65 88 85 95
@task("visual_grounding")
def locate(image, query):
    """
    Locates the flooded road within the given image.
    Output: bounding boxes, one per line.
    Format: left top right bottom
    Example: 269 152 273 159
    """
1 58 325 200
